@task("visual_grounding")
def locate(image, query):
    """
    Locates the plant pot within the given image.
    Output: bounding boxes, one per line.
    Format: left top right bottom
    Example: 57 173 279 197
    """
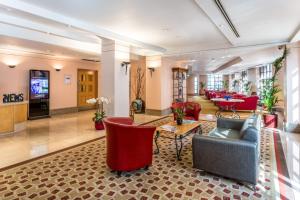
95 121 104 130
263 113 278 128
176 118 183 125
132 99 144 113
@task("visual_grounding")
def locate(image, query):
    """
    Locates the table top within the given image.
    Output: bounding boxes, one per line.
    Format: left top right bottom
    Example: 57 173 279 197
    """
210 98 244 103
156 120 201 136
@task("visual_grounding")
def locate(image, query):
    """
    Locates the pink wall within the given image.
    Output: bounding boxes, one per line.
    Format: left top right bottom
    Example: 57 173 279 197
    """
0 54 100 110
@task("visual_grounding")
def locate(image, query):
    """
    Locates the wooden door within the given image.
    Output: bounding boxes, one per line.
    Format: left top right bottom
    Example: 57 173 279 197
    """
77 70 98 107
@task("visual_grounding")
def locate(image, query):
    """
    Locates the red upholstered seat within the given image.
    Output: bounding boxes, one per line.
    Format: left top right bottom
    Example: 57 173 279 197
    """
216 96 259 112
103 117 156 173
235 96 259 111
171 102 201 121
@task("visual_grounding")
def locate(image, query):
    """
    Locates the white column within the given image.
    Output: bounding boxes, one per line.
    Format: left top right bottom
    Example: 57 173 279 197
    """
286 44 300 125
101 39 130 117
247 68 258 94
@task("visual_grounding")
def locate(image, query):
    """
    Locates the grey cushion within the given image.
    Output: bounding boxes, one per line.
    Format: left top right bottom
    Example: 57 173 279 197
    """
208 128 241 139
241 127 258 143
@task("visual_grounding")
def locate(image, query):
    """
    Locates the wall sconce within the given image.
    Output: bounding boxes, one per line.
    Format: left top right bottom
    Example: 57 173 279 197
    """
121 61 130 75
53 64 63 72
8 65 16 69
148 67 155 77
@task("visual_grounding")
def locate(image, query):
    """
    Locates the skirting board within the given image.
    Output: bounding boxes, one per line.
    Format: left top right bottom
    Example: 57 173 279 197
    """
50 107 79 115
145 108 172 116
50 106 97 115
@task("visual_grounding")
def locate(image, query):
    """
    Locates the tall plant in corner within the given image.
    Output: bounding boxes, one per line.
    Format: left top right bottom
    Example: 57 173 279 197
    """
261 46 287 128
132 66 145 113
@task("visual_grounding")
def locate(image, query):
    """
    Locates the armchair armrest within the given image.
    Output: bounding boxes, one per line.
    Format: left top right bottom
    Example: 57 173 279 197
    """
192 135 258 184
217 118 244 130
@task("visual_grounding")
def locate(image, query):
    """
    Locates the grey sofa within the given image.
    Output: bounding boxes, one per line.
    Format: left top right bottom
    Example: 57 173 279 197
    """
192 115 260 188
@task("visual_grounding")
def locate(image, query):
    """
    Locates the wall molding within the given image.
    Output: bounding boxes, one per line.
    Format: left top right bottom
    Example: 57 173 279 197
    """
145 108 172 116
50 107 79 115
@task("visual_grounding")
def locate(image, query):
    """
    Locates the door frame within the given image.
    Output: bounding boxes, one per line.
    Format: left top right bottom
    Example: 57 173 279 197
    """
77 69 98 109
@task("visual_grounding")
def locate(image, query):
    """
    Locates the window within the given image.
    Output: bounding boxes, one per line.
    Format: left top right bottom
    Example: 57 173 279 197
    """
258 64 273 98
207 74 223 90
194 76 199 94
241 70 248 93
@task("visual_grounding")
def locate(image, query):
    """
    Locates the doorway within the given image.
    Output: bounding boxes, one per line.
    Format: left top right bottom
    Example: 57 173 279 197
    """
77 69 98 108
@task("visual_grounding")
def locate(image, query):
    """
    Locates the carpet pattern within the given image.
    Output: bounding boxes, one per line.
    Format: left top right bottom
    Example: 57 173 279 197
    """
0 117 283 199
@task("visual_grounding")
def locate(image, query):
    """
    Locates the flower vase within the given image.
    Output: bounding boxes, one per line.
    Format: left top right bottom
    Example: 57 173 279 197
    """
95 120 104 130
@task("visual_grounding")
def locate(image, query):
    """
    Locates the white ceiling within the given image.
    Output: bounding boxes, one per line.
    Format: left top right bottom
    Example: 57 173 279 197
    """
0 0 299 72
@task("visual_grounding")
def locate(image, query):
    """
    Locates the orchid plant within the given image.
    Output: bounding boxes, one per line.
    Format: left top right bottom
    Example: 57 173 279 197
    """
86 97 110 123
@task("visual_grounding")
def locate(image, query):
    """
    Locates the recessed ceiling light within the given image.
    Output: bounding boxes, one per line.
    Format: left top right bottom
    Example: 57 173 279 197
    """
219 24 224 28
6 8 11 12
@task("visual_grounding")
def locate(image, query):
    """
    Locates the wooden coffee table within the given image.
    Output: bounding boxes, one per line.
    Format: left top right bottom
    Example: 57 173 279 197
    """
154 120 202 161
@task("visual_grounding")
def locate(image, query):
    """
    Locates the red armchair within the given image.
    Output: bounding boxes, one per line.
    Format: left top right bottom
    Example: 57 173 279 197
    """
171 102 201 121
235 96 259 111
103 117 156 176
216 96 259 112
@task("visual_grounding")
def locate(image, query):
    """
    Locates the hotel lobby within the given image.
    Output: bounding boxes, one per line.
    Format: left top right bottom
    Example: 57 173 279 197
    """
0 0 300 199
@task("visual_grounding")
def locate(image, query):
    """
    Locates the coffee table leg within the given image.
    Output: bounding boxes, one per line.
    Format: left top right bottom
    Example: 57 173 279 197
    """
154 131 160 154
231 104 240 119
175 135 183 161
198 125 203 135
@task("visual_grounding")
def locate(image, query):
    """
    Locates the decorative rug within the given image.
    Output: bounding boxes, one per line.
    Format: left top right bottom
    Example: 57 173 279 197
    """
0 117 291 199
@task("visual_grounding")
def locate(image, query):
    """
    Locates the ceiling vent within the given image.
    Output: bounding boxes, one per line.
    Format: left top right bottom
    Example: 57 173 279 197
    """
81 59 100 63
214 0 240 38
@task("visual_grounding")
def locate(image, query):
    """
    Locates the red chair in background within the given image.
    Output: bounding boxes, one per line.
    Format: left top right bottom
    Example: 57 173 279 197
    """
235 96 259 112
232 94 246 99
103 117 156 176
171 102 201 121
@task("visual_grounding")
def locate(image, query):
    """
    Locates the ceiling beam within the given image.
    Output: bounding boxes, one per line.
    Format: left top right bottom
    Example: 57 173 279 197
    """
0 0 166 53
290 25 300 43
0 23 101 56
211 57 242 73
0 13 100 44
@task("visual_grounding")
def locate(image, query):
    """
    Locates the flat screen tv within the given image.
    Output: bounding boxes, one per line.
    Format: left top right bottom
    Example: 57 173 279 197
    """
30 70 49 100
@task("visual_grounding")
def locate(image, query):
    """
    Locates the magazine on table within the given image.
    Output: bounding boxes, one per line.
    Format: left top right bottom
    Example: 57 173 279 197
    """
160 125 177 132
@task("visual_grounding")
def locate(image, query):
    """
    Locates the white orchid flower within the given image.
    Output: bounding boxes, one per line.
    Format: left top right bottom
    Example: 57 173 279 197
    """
86 98 97 104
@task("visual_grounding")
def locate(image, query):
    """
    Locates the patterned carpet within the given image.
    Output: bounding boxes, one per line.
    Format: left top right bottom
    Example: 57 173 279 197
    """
0 117 287 199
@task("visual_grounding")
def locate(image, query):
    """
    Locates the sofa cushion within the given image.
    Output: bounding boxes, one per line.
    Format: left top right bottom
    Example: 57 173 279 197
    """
208 128 241 139
241 127 258 143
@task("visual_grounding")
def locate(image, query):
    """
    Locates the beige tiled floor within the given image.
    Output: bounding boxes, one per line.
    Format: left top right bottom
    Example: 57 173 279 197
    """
1 110 300 199
0 111 161 169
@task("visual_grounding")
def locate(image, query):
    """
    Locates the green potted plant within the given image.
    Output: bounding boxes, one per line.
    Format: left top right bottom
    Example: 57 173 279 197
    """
261 47 287 128
199 81 206 95
243 81 252 96
87 97 110 130
174 108 185 125
223 80 229 91
232 80 240 92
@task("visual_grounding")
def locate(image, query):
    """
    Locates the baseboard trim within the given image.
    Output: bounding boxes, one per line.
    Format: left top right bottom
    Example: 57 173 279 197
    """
50 107 79 115
285 122 300 133
145 108 172 116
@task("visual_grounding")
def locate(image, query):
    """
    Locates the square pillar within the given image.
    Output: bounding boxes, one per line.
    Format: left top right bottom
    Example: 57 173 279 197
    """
101 39 130 116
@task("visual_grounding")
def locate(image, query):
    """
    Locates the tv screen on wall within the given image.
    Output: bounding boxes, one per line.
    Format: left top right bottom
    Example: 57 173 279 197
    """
30 70 49 100
30 78 49 99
